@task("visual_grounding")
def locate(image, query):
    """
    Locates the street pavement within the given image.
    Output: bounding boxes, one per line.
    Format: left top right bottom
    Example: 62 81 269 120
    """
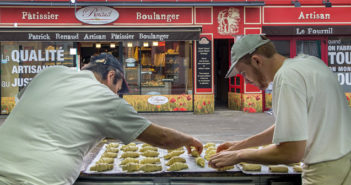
140 109 274 143
0 109 274 144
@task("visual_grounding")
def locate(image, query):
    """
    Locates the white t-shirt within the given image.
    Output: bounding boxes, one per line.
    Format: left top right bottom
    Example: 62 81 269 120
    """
0 66 151 185
272 54 351 164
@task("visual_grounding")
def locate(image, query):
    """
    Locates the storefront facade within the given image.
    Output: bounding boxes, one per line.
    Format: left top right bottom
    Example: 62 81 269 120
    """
1 0 350 115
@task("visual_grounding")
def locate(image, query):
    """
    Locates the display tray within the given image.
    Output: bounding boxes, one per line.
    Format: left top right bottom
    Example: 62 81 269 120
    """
83 143 240 174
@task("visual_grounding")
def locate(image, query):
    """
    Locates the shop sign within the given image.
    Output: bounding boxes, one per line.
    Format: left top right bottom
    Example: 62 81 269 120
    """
328 37 351 92
75 6 119 25
196 37 212 92
0 31 199 41
0 7 192 25
262 25 351 36
147 96 169 105
263 6 351 25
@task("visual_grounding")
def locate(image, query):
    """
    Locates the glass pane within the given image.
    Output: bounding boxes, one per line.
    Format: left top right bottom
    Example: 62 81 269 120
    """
296 40 321 58
122 41 193 95
230 77 235 85
235 76 240 86
0 41 74 114
271 40 290 58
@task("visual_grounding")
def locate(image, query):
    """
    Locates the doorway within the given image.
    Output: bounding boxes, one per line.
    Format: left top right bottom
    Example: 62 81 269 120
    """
214 39 231 109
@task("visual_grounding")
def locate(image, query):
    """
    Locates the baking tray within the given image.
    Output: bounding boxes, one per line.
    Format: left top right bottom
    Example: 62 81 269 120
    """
83 143 240 174
236 163 302 175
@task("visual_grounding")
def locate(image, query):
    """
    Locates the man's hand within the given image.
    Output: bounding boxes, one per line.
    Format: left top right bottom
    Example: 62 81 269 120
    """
185 137 203 155
217 141 242 153
208 150 243 168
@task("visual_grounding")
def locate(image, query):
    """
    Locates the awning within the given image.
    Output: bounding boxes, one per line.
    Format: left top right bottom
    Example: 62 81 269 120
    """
0 26 202 42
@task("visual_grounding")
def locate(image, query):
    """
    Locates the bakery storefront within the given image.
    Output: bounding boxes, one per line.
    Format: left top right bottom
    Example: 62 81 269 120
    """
0 6 212 114
260 5 351 111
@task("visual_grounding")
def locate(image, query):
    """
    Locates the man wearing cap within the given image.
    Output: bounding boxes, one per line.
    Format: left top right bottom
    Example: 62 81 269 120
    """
0 53 203 185
209 35 351 185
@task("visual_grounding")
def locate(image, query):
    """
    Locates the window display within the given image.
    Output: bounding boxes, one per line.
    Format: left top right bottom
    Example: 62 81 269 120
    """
0 41 74 114
123 41 193 95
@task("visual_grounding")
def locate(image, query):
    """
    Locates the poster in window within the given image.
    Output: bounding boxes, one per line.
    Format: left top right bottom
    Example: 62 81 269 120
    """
328 37 351 92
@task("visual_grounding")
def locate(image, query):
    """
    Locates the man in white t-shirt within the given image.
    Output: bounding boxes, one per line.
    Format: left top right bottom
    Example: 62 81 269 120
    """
0 53 203 185
209 35 351 185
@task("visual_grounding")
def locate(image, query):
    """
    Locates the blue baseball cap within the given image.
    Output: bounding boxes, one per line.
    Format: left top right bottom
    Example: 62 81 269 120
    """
90 53 129 94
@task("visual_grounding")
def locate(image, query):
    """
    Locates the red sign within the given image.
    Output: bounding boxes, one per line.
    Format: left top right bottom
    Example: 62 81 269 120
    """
263 6 351 25
0 7 193 25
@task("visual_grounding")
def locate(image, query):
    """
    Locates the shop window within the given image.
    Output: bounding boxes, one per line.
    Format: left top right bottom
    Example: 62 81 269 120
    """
296 40 321 58
0 42 74 114
123 41 193 95
271 40 290 58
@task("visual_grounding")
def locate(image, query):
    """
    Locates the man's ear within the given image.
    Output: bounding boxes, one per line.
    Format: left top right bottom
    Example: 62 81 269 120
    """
107 70 116 85
251 54 263 68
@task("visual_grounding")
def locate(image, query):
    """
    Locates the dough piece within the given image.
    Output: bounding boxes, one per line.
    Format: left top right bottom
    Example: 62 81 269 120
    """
293 165 303 172
90 163 113 172
204 142 216 149
106 143 119 148
268 165 289 173
141 143 151 148
214 165 234 171
96 157 114 164
106 147 119 153
240 163 261 171
140 157 161 164
190 147 200 157
167 147 184 153
164 150 184 159
120 158 139 165
102 152 117 158
139 146 158 152
121 162 139 172
204 150 216 161
121 152 140 158
121 143 137 150
195 157 205 167
122 146 138 152
141 150 159 157
167 162 189 171
166 156 186 166
139 164 162 172
205 146 216 152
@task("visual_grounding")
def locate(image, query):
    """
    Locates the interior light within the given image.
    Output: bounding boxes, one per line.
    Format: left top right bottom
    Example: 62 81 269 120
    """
323 0 332 8
127 42 133 47
291 0 301 7
152 41 158 46
110 43 116 48
70 0 76 3
69 48 77 55
143 42 149 47
95 43 101 48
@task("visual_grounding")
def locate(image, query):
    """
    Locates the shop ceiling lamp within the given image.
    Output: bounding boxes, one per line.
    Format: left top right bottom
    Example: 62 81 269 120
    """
110 43 116 48
152 41 158 46
143 42 149 47
291 0 301 7
95 43 101 48
323 0 332 8
70 0 76 3
127 42 133 47
69 48 77 55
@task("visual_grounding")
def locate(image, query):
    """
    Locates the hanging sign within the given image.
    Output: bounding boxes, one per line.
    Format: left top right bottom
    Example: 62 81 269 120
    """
75 6 119 25
196 36 212 92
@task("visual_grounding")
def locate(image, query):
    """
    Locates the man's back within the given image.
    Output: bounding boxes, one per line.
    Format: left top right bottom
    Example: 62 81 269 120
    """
272 54 351 164
0 66 117 184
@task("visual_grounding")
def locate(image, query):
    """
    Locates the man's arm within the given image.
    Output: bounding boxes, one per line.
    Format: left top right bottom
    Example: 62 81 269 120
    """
209 140 306 168
137 123 203 154
217 125 275 152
